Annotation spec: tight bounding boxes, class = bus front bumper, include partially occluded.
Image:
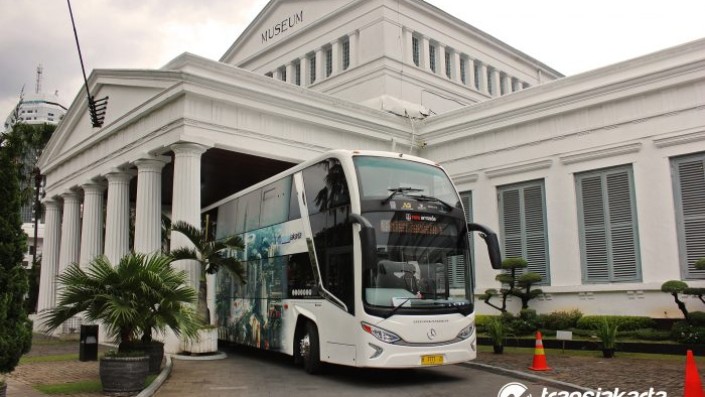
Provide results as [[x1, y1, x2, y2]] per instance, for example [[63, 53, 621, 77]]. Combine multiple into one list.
[[359, 335, 476, 368]]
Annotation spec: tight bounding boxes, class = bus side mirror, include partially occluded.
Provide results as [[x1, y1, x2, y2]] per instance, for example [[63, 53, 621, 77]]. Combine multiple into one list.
[[467, 223, 502, 270], [349, 214, 377, 270]]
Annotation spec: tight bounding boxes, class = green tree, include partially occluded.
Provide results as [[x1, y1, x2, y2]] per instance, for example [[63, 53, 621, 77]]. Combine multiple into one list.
[[0, 125, 33, 385], [170, 221, 246, 324], [42, 253, 200, 346], [482, 257, 543, 312], [661, 280, 690, 322]]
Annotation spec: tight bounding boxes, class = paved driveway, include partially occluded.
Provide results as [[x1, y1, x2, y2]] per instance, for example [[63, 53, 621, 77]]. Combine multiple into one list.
[[156, 346, 560, 397]]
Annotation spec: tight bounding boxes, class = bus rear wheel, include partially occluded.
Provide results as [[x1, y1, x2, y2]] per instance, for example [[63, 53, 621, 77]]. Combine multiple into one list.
[[299, 321, 322, 374]]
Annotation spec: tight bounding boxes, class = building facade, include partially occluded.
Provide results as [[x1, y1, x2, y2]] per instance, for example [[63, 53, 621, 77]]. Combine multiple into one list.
[[36, 0, 705, 327]]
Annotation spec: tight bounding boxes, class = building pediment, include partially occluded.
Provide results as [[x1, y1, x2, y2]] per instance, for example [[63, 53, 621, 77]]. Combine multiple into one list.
[[39, 70, 181, 173], [220, 0, 354, 65]]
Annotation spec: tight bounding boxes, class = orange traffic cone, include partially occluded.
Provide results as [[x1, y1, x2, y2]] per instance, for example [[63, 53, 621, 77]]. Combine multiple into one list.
[[528, 331, 551, 371], [684, 350, 705, 397]]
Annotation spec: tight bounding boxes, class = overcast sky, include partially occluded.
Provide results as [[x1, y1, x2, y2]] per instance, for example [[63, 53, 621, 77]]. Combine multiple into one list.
[[1, 0, 704, 117]]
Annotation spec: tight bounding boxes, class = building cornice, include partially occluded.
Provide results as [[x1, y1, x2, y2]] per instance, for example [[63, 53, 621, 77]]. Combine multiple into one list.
[[559, 143, 643, 165], [486, 159, 553, 179], [419, 39, 705, 146]]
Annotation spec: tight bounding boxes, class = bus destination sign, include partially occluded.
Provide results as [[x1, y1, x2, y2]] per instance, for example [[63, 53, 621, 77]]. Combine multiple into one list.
[[380, 214, 442, 235]]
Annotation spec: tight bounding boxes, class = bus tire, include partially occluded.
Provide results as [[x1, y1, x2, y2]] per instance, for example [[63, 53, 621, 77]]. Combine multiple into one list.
[[301, 321, 322, 374]]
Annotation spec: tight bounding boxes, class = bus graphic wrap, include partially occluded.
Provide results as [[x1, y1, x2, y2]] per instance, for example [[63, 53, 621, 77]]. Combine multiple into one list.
[[217, 218, 312, 351]]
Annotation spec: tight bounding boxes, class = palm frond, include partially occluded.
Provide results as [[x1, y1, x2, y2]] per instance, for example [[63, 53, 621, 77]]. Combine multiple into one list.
[[171, 221, 205, 249]]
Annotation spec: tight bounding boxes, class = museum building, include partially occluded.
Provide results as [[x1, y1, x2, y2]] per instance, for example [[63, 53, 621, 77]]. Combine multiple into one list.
[[36, 0, 705, 324]]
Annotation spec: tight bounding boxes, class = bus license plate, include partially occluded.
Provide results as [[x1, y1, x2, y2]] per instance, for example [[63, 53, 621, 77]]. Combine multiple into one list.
[[421, 355, 444, 365]]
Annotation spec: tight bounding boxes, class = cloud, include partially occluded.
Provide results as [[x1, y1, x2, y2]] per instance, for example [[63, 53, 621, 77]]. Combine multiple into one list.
[[0, 0, 267, 116]]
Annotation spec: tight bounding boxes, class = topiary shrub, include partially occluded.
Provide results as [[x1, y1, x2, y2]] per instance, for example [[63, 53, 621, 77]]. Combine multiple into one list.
[[671, 321, 705, 345], [508, 309, 541, 336], [688, 311, 705, 326], [577, 315, 655, 331], [661, 280, 690, 321]]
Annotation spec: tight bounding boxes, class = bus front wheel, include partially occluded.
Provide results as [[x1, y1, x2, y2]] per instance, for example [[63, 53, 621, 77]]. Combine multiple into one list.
[[299, 321, 322, 374]]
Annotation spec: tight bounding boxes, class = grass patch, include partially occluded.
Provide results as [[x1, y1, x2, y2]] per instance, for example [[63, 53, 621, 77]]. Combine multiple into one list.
[[20, 353, 78, 364], [34, 375, 158, 395], [35, 380, 102, 394]]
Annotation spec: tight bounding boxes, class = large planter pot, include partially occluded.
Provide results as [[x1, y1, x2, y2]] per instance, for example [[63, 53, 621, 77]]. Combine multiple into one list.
[[493, 345, 504, 354], [181, 327, 218, 354], [602, 348, 615, 358], [119, 341, 164, 374], [99, 355, 149, 396]]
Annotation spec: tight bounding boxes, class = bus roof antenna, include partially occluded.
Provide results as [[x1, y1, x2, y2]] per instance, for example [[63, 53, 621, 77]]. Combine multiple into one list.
[[66, 0, 108, 128]]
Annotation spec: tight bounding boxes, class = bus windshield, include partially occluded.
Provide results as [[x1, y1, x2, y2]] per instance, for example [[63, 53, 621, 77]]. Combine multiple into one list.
[[354, 156, 460, 209], [353, 156, 472, 317]]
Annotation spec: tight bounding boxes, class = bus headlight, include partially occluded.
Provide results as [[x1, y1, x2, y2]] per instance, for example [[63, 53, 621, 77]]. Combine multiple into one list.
[[456, 324, 474, 340], [361, 322, 401, 344]]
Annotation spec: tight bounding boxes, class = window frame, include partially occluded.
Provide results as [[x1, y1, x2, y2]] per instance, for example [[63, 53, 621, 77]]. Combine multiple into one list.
[[497, 179, 551, 285], [575, 165, 641, 283], [671, 153, 705, 279]]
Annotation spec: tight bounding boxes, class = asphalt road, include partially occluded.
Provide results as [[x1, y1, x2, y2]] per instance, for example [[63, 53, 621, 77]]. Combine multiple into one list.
[[156, 346, 562, 397]]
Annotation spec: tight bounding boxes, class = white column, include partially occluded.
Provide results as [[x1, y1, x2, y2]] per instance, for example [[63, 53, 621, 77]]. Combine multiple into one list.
[[170, 143, 208, 289], [492, 69, 502, 97], [478, 62, 488, 94], [301, 56, 310, 86], [401, 28, 412, 64], [314, 48, 323, 83], [37, 199, 61, 313], [79, 182, 105, 267], [349, 30, 359, 68], [59, 191, 81, 273], [105, 171, 132, 265], [467, 58, 476, 89], [285, 62, 294, 84], [331, 40, 341, 76], [439, 44, 447, 78], [134, 158, 167, 254], [421, 36, 430, 70], [501, 73, 511, 96], [453, 51, 461, 82]]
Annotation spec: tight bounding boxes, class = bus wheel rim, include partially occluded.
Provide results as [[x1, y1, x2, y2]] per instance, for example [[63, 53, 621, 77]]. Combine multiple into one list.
[[300, 334, 310, 359]]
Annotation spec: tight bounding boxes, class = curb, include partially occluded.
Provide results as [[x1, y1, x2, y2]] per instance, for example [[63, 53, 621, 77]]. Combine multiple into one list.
[[136, 354, 173, 397], [171, 351, 228, 361], [461, 362, 596, 393]]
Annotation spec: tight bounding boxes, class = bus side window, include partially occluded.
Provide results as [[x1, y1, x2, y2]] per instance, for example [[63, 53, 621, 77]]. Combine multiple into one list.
[[261, 177, 292, 228], [302, 158, 354, 314], [289, 177, 300, 220], [287, 252, 316, 296]]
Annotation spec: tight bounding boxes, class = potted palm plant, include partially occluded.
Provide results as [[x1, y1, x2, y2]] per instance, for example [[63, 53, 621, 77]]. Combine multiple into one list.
[[485, 317, 508, 354], [42, 252, 199, 395], [170, 221, 245, 354], [596, 319, 619, 358]]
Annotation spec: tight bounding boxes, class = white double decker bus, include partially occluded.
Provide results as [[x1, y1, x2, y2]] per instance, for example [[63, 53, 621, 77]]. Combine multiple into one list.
[[204, 150, 501, 373]]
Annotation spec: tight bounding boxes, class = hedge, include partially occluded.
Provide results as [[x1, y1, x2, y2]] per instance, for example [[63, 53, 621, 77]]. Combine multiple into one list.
[[576, 315, 655, 331]]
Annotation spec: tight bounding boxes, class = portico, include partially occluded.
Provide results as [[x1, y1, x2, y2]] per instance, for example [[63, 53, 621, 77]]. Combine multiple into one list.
[[36, 52, 414, 321]]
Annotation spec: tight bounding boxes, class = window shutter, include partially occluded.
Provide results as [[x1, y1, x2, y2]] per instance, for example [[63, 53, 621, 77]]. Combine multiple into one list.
[[674, 157, 705, 278], [498, 181, 550, 284], [579, 175, 609, 282], [524, 185, 549, 282], [501, 189, 524, 259], [577, 167, 640, 283]]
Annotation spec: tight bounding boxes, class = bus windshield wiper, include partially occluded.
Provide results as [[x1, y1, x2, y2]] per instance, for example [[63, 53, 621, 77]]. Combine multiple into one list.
[[407, 194, 454, 211], [382, 187, 424, 205], [384, 297, 417, 318]]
